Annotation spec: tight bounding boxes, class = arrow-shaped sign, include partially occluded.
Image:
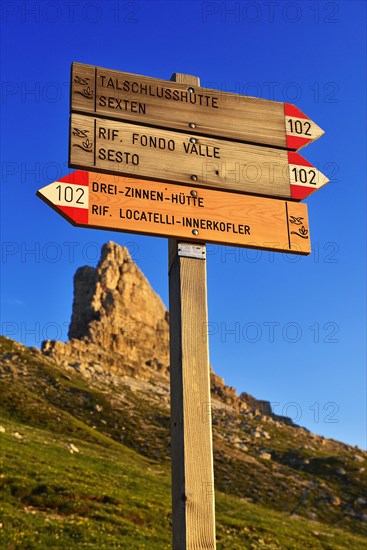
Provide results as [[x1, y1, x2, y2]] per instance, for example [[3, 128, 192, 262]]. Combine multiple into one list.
[[71, 62, 324, 151], [284, 104, 324, 151], [69, 114, 328, 201], [37, 171, 311, 255]]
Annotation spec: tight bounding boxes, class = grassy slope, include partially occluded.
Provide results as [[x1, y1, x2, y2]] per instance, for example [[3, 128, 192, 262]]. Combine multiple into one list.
[[0, 336, 366, 548], [1, 419, 366, 550]]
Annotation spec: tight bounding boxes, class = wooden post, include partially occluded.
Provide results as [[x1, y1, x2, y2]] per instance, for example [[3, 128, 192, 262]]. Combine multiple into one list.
[[168, 73, 216, 549]]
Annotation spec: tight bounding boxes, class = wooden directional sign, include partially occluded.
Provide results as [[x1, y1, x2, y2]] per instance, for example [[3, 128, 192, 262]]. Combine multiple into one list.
[[69, 114, 328, 201], [37, 171, 311, 254], [71, 62, 324, 150]]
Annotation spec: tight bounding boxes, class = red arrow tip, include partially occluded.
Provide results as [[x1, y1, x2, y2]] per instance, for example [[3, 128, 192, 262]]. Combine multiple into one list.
[[288, 151, 313, 168], [37, 174, 89, 225], [58, 204, 89, 224], [284, 103, 309, 119], [58, 171, 90, 185], [290, 185, 314, 200], [284, 104, 325, 150], [286, 135, 313, 150]]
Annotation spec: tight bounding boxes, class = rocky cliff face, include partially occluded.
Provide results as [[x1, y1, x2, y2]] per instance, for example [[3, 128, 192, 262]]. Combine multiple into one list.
[[42, 242, 170, 380], [68, 242, 170, 371], [42, 241, 279, 419]]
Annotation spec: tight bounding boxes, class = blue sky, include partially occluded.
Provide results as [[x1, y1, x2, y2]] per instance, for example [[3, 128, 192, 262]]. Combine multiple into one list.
[[1, 0, 366, 448]]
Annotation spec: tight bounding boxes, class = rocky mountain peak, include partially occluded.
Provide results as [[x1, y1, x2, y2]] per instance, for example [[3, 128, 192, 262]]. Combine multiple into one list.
[[41, 242, 283, 420], [68, 241, 169, 357], [42, 241, 169, 378]]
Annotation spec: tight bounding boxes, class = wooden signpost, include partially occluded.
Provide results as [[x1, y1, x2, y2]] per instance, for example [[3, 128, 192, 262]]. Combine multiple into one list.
[[37, 62, 329, 550], [37, 171, 310, 254], [71, 62, 324, 150], [168, 72, 215, 550], [69, 113, 328, 200]]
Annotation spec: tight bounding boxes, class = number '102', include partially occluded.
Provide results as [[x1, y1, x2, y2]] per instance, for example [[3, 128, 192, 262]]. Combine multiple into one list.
[[287, 119, 311, 136], [56, 185, 85, 205]]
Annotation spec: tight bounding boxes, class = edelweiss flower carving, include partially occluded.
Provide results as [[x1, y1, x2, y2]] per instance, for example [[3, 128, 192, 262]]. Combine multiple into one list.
[[72, 128, 93, 152], [289, 216, 309, 239], [73, 75, 94, 100]]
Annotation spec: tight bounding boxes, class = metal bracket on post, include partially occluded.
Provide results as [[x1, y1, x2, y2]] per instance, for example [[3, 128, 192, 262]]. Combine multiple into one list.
[[177, 242, 206, 260]]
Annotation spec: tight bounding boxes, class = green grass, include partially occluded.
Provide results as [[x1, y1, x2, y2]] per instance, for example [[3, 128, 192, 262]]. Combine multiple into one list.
[[1, 419, 171, 549], [1, 419, 366, 549], [1, 336, 366, 547]]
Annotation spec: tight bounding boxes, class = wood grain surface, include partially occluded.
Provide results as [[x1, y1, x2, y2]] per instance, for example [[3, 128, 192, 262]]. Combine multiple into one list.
[[169, 72, 216, 550], [37, 172, 311, 255], [70, 62, 324, 150], [69, 113, 293, 198], [71, 62, 286, 148]]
